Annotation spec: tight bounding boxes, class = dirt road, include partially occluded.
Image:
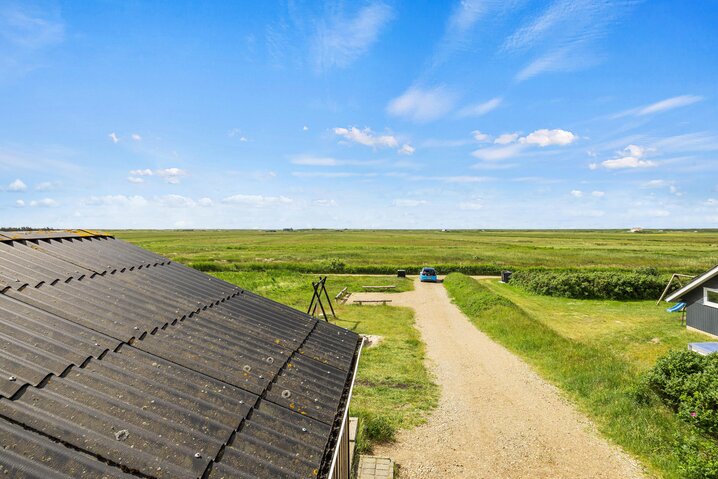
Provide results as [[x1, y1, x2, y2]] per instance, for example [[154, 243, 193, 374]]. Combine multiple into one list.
[[353, 278, 646, 479]]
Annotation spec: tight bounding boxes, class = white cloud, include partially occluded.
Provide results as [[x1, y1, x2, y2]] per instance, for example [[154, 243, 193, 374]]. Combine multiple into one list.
[[155, 168, 187, 184], [393, 199, 427, 207], [669, 185, 682, 196], [292, 171, 376, 178], [158, 194, 195, 208], [447, 0, 485, 33], [494, 133, 519, 145], [15, 199, 25, 207], [312, 2, 394, 71], [131, 133, 142, 141], [222, 194, 293, 206], [705, 199, 718, 206], [506, 1, 635, 81], [638, 95, 703, 115], [602, 157, 656, 169], [472, 130, 491, 142], [398, 144, 415, 155], [35, 181, 57, 191], [129, 169, 153, 176], [600, 145, 657, 169], [387, 86, 456, 122], [303, 126, 309, 131], [520, 129, 576, 147], [239, 136, 248, 142], [588, 163, 598, 170], [314, 199, 337, 207], [334, 127, 399, 149], [472, 143, 524, 161], [197, 197, 213, 207], [109, 132, 119, 143], [459, 200, 483, 210], [614, 95, 704, 118], [7, 178, 27, 191], [570, 190, 583, 198], [457, 97, 502, 118], [84, 195, 148, 207], [29, 198, 58, 207], [642, 179, 670, 188], [591, 191, 605, 197], [127, 176, 144, 184]]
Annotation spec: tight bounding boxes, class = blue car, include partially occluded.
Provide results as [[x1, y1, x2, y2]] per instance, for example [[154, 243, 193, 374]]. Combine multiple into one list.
[[420, 267, 438, 282]]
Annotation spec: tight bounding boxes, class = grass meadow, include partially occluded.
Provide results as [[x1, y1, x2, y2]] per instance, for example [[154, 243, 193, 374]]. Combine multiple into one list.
[[113, 229, 718, 274]]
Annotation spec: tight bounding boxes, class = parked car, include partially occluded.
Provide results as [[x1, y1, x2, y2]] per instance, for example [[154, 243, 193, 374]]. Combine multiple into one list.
[[420, 267, 438, 282]]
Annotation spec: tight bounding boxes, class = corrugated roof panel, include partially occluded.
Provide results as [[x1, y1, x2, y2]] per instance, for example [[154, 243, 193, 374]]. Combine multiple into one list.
[[0, 418, 137, 479], [0, 232, 362, 479]]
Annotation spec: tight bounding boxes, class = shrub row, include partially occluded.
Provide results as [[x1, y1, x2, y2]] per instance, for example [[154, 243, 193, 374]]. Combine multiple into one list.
[[646, 350, 718, 438], [189, 260, 504, 276], [510, 269, 666, 300]]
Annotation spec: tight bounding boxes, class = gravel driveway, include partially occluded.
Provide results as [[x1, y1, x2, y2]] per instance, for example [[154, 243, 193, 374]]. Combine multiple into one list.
[[352, 277, 646, 479]]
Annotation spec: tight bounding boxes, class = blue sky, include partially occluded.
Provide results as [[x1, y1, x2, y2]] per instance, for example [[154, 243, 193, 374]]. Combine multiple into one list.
[[1, 0, 717, 229]]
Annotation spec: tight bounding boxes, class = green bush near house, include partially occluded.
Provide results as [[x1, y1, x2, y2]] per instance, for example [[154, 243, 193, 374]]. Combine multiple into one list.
[[510, 269, 667, 300]]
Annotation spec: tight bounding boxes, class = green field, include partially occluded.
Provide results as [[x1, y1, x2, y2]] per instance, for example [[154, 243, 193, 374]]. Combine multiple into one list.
[[115, 230, 718, 476], [113, 229, 718, 274]]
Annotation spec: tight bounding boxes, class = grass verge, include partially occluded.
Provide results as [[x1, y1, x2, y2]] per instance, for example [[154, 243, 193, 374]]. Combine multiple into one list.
[[212, 270, 436, 453], [443, 272, 699, 478]]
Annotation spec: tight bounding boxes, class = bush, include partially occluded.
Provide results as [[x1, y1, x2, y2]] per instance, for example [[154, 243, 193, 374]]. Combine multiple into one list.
[[510, 269, 666, 300], [646, 350, 718, 437]]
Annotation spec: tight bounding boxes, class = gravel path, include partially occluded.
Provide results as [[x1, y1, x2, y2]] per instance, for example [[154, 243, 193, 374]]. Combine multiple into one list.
[[354, 277, 647, 479]]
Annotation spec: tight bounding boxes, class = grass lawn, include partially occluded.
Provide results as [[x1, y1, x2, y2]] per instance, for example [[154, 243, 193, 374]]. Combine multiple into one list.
[[445, 273, 712, 478], [112, 229, 718, 274], [211, 270, 436, 452]]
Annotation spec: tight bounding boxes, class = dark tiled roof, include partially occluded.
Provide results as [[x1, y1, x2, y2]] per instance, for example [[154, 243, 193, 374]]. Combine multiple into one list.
[[0, 231, 361, 479]]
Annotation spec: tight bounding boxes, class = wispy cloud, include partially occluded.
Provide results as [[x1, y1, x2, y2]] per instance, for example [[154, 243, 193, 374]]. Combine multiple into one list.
[[612, 95, 704, 118], [312, 2, 394, 72], [393, 199, 428, 207], [0, 5, 64, 49], [222, 194, 293, 206], [155, 168, 187, 184], [290, 155, 381, 167], [457, 97, 503, 118], [387, 86, 457, 122], [505, 0, 636, 81]]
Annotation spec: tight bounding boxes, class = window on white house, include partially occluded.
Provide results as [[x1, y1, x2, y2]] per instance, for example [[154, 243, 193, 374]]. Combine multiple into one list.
[[704, 288, 718, 308]]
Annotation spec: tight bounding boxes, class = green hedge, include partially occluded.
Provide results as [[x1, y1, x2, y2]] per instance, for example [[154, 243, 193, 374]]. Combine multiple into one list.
[[189, 261, 503, 276], [510, 269, 666, 300], [644, 350, 718, 478]]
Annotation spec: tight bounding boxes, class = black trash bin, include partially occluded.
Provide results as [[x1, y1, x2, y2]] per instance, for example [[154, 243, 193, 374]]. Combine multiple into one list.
[[397, 269, 406, 278], [501, 270, 512, 283]]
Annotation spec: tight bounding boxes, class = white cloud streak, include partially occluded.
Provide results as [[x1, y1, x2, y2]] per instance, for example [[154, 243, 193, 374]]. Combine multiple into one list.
[[457, 97, 502, 118], [387, 86, 457, 122], [312, 2, 394, 71]]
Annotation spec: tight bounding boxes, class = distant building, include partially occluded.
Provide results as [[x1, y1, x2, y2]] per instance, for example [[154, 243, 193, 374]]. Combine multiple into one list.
[[629, 227, 643, 233], [667, 265, 718, 337]]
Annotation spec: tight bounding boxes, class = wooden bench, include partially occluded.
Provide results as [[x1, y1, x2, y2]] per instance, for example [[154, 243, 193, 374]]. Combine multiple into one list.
[[335, 287, 348, 300], [353, 299, 392, 305]]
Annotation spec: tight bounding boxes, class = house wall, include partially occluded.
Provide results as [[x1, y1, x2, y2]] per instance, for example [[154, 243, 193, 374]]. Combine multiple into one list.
[[684, 276, 718, 337]]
